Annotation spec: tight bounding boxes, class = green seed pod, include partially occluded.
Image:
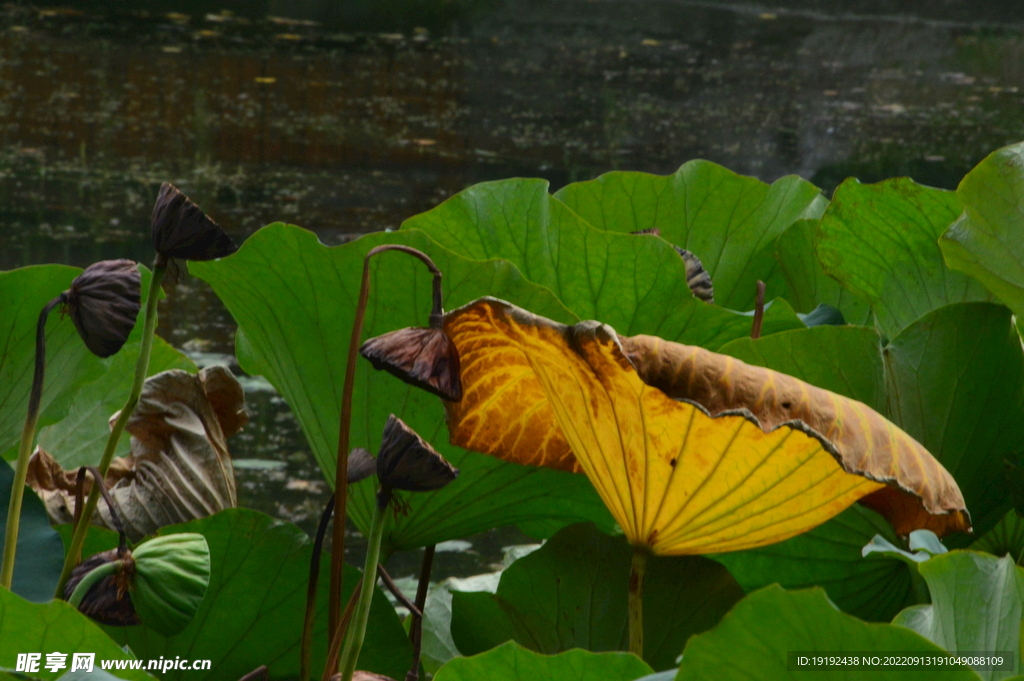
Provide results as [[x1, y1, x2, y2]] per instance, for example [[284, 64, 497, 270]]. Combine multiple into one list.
[[130, 533, 211, 636]]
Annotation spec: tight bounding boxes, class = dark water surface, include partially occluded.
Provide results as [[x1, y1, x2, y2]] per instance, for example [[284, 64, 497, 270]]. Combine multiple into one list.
[[2, 0, 1023, 578]]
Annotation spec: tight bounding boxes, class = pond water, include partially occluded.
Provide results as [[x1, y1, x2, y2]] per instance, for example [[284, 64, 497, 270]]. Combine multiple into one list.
[[2, 0, 1022, 580]]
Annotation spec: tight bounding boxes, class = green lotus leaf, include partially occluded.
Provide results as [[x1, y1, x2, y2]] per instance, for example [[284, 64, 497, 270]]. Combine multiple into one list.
[[884, 303, 1023, 541], [36, 336, 195, 468], [0, 460, 64, 602], [714, 304, 1024, 617], [0, 587, 152, 680], [893, 551, 1024, 681], [191, 223, 614, 551], [940, 142, 1024, 321], [433, 641, 653, 681], [774, 218, 872, 323], [676, 585, 981, 681], [450, 523, 742, 671], [130, 533, 211, 637], [401, 177, 805, 349], [817, 177, 992, 338], [971, 510, 1024, 563], [552, 160, 826, 309], [101, 509, 412, 681], [0, 265, 106, 459], [711, 504, 918, 623]]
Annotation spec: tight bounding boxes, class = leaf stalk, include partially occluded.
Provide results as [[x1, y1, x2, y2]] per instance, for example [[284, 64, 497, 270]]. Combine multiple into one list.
[[328, 243, 443, 640], [1, 295, 62, 589], [628, 545, 648, 659], [337, 492, 388, 681], [55, 262, 166, 597]]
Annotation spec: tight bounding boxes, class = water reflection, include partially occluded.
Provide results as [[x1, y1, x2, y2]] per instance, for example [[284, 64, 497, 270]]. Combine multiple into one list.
[[2, 1, 1022, 579]]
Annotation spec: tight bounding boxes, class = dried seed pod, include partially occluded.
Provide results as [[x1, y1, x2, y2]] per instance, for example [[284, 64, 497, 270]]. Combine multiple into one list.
[[348, 448, 377, 484], [151, 182, 238, 261], [64, 549, 140, 626], [376, 415, 458, 494], [360, 327, 462, 401], [63, 260, 142, 357]]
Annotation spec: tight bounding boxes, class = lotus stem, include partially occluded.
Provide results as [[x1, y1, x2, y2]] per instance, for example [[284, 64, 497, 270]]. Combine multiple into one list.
[[405, 543, 436, 681], [321, 581, 362, 681], [1, 295, 62, 589], [329, 244, 442, 640], [337, 492, 388, 681], [55, 262, 166, 597], [628, 546, 648, 659], [751, 280, 766, 339], [301, 493, 335, 681], [67, 558, 121, 608]]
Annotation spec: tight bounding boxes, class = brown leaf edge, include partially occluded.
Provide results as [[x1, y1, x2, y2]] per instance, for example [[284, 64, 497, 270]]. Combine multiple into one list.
[[618, 333, 971, 537], [443, 297, 970, 539]]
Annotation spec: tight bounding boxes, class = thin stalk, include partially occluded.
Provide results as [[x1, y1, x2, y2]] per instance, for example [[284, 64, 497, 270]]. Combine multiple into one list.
[[55, 262, 167, 597], [628, 546, 648, 659], [405, 543, 436, 681], [237, 666, 269, 681], [67, 559, 121, 608], [337, 494, 387, 681], [750, 280, 766, 340], [301, 494, 335, 681], [1, 296, 62, 589], [329, 244, 443, 639], [377, 564, 422, 618], [74, 466, 127, 555], [321, 579, 362, 681]]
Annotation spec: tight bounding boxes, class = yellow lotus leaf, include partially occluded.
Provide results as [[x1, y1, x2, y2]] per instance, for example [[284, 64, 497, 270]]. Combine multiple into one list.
[[617, 334, 970, 537], [444, 298, 898, 555]]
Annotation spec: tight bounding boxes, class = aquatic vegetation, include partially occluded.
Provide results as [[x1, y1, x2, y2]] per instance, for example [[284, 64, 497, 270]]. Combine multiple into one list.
[[3, 141, 1024, 680]]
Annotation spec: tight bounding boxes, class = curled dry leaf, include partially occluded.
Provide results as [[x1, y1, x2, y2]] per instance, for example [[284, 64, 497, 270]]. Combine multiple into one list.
[[360, 326, 463, 401], [27, 365, 247, 541], [62, 259, 142, 358], [442, 298, 968, 552]]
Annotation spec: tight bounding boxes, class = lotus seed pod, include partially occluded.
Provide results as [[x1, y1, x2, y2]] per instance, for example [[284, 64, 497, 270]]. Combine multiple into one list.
[[130, 533, 211, 636], [64, 548, 140, 626], [63, 260, 142, 358], [376, 415, 459, 495], [348, 447, 377, 484], [151, 182, 238, 261]]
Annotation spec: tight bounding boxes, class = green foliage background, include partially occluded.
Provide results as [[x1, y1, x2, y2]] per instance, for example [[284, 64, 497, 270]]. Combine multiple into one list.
[[3, 141, 1024, 680]]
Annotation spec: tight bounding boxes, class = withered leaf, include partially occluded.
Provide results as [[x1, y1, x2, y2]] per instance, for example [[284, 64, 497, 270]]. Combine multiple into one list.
[[360, 327, 462, 401], [618, 333, 971, 537], [442, 297, 969, 551], [28, 366, 247, 541]]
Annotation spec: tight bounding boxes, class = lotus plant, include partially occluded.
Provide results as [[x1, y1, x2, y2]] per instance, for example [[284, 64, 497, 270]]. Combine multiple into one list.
[[56, 183, 236, 596], [63, 467, 211, 636], [436, 297, 969, 657], [335, 414, 458, 681], [322, 241, 461, 667], [2, 259, 140, 589]]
